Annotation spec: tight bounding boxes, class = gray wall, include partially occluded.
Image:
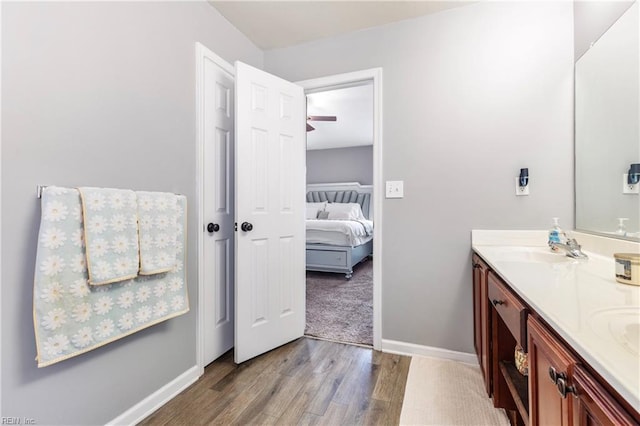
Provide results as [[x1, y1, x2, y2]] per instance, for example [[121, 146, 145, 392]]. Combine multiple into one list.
[[1, 2, 261, 424], [574, 1, 635, 61], [307, 146, 373, 185], [266, 1, 574, 353]]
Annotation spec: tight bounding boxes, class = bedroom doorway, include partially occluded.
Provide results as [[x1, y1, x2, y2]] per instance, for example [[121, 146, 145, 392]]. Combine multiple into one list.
[[297, 71, 382, 349]]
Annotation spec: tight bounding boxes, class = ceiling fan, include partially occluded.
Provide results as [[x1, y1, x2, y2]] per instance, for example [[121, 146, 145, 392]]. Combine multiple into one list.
[[306, 115, 337, 132]]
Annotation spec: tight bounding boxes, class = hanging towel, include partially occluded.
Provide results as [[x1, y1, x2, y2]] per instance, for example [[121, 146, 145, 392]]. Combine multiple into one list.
[[33, 187, 189, 368], [136, 191, 178, 275], [78, 187, 139, 285]]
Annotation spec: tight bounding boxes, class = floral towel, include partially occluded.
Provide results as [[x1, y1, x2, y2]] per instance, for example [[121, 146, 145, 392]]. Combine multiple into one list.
[[34, 187, 189, 368], [78, 187, 139, 285], [136, 191, 178, 275]]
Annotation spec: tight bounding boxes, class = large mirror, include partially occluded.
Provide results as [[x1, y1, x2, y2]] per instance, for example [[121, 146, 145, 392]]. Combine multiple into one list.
[[575, 1, 639, 241]]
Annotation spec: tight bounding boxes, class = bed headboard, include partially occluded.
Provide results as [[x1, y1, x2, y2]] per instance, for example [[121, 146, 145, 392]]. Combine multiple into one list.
[[306, 182, 373, 219]]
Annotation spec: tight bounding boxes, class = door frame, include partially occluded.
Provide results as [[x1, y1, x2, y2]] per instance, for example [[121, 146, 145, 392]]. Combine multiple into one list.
[[196, 59, 384, 372], [195, 42, 235, 374], [296, 68, 383, 350]]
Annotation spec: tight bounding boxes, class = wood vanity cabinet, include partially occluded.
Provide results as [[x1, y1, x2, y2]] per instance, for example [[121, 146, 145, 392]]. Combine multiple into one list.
[[528, 315, 575, 426], [528, 315, 637, 426], [472, 251, 640, 426], [571, 364, 637, 426], [488, 271, 528, 424], [472, 254, 491, 396]]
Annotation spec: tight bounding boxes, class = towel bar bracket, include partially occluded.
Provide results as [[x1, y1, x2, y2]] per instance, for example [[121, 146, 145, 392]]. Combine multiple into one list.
[[37, 185, 47, 199]]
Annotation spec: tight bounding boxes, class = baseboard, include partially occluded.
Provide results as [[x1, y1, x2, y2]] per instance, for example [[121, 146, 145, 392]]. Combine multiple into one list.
[[381, 339, 478, 365], [106, 365, 200, 426]]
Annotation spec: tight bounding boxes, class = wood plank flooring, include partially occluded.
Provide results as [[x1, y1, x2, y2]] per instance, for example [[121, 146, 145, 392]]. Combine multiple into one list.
[[139, 337, 411, 426]]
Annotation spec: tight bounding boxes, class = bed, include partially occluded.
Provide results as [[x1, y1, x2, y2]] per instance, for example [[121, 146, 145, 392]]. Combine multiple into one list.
[[306, 182, 373, 279]]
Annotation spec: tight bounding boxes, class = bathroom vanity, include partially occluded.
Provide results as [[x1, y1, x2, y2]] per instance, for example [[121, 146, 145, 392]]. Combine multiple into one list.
[[472, 231, 640, 426]]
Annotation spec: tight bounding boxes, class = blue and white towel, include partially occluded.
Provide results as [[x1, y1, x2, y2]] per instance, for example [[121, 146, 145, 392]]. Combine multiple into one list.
[[136, 191, 178, 275], [78, 187, 139, 285], [33, 187, 189, 367]]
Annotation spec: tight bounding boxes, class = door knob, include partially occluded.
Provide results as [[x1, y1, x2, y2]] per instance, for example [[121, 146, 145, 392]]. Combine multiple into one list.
[[241, 222, 253, 232], [207, 223, 220, 233]]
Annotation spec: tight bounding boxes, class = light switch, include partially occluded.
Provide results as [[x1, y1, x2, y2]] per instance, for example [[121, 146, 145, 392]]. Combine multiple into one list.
[[386, 181, 404, 198]]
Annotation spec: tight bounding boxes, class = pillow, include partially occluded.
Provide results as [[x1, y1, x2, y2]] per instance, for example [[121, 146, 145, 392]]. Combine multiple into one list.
[[306, 206, 319, 219], [326, 211, 352, 220], [306, 201, 327, 211], [317, 211, 330, 220], [324, 202, 365, 220], [306, 202, 326, 219]]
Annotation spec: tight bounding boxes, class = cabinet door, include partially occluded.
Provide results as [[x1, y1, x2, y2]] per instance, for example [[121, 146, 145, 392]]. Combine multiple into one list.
[[572, 365, 636, 426], [472, 255, 483, 360], [528, 316, 576, 426], [473, 254, 491, 397]]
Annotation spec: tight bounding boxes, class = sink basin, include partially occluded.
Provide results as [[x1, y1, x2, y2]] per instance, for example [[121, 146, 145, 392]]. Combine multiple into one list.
[[589, 308, 640, 356], [495, 248, 572, 264]]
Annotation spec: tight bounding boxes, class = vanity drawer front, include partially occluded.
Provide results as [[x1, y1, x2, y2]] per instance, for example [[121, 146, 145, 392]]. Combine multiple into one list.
[[488, 271, 528, 350], [306, 249, 347, 267]]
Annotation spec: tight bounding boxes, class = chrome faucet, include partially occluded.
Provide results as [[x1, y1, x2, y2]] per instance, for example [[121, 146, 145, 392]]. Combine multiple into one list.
[[549, 238, 588, 259]]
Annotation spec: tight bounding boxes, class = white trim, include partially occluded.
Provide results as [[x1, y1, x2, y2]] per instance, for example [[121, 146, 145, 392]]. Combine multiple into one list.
[[297, 68, 383, 351], [381, 339, 479, 366], [106, 365, 200, 426], [195, 43, 235, 373]]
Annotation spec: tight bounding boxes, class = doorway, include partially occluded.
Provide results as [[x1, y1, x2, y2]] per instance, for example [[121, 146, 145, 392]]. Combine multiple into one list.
[[196, 46, 383, 370], [303, 82, 375, 346], [297, 70, 383, 351]]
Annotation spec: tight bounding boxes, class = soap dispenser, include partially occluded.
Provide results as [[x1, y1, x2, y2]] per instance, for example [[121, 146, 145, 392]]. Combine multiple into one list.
[[548, 218, 567, 251], [616, 218, 629, 236]]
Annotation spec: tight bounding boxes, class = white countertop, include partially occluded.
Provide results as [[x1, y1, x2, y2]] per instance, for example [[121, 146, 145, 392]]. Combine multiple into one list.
[[472, 230, 640, 413]]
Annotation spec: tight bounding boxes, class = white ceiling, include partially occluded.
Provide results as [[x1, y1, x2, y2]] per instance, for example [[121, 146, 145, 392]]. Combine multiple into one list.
[[209, 1, 473, 50], [306, 83, 373, 151]]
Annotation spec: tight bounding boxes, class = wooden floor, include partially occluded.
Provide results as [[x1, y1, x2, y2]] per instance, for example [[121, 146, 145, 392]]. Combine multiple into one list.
[[140, 337, 411, 426]]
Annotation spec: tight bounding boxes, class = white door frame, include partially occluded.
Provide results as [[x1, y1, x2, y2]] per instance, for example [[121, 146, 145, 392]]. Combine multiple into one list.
[[196, 61, 384, 371], [195, 42, 235, 374], [296, 68, 383, 350]]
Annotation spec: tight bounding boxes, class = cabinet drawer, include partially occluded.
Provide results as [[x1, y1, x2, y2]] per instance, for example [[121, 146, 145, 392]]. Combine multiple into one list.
[[306, 249, 347, 267], [488, 271, 528, 350]]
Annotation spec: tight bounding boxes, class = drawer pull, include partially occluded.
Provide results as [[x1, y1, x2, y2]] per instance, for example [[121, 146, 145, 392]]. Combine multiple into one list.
[[492, 299, 505, 306], [548, 366, 567, 383], [556, 377, 576, 398]]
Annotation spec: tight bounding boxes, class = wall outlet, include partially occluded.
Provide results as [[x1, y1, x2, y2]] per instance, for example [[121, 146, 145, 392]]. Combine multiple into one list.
[[515, 178, 529, 196], [623, 174, 639, 194], [385, 181, 404, 198]]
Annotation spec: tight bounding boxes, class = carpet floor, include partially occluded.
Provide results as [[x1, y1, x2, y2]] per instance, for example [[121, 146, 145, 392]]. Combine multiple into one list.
[[305, 258, 373, 346], [400, 356, 510, 425]]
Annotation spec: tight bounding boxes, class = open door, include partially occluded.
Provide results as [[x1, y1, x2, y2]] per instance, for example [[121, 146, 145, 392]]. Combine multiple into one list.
[[200, 45, 235, 366], [234, 61, 306, 364]]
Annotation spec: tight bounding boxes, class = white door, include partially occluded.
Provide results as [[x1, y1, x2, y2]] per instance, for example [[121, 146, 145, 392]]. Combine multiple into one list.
[[202, 49, 235, 365], [234, 61, 306, 364]]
